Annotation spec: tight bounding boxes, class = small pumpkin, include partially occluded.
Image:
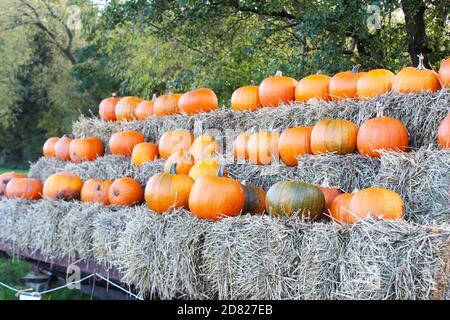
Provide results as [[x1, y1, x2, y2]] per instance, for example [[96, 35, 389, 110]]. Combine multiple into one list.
[[189, 135, 221, 162], [357, 117, 409, 157], [295, 73, 331, 102], [266, 180, 325, 219], [329, 65, 366, 101], [233, 132, 252, 160], [108, 177, 143, 206], [259, 71, 297, 107], [131, 142, 159, 166], [158, 130, 194, 160], [247, 132, 280, 165], [0, 172, 27, 196], [437, 113, 450, 150], [178, 88, 218, 115], [164, 150, 194, 175], [311, 119, 359, 155], [188, 158, 227, 181], [99, 93, 120, 121], [154, 93, 183, 116], [43, 172, 83, 200], [438, 57, 450, 88], [6, 178, 43, 200], [320, 186, 342, 214], [109, 130, 145, 157], [278, 127, 312, 166], [55, 136, 72, 161], [69, 137, 104, 163], [356, 69, 395, 98], [231, 85, 261, 111], [115, 96, 144, 121], [43, 137, 59, 157], [329, 193, 353, 224], [80, 178, 112, 205], [135, 97, 155, 120], [242, 182, 266, 215]]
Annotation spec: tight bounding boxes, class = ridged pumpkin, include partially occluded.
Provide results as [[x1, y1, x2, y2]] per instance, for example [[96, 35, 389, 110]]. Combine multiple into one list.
[[108, 177, 143, 206], [164, 150, 194, 175], [80, 178, 112, 205], [259, 71, 297, 107], [189, 165, 244, 220], [242, 182, 266, 215], [438, 57, 450, 88], [357, 117, 409, 157], [135, 99, 155, 120], [55, 136, 72, 161], [109, 130, 145, 156], [356, 69, 395, 98], [347, 187, 404, 223], [320, 187, 342, 213], [178, 88, 218, 115], [279, 127, 312, 166], [437, 113, 450, 149], [188, 158, 226, 181], [69, 137, 104, 163], [154, 93, 183, 116], [43, 172, 83, 200], [6, 178, 43, 200], [266, 180, 325, 219], [43, 137, 59, 157], [0, 172, 27, 196], [295, 73, 331, 102], [131, 142, 159, 166], [233, 132, 252, 160], [158, 130, 194, 160], [247, 132, 280, 165], [231, 85, 261, 111], [189, 135, 221, 162], [311, 119, 359, 155], [145, 163, 194, 213], [99, 94, 120, 121], [115, 97, 144, 121], [329, 193, 353, 224], [329, 65, 366, 101]]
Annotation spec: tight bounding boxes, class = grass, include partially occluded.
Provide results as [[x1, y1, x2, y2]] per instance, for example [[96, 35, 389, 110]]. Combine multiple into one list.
[[0, 168, 28, 175]]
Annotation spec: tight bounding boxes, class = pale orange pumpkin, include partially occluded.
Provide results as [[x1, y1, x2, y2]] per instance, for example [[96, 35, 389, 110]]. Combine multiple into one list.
[[278, 127, 313, 166], [43, 172, 83, 200], [154, 93, 183, 116], [109, 130, 145, 156], [356, 69, 395, 98], [329, 193, 353, 224], [0, 172, 26, 196], [6, 178, 43, 200], [43, 137, 59, 157], [188, 158, 226, 181], [295, 73, 331, 102], [115, 96, 144, 121], [189, 135, 221, 162], [131, 142, 159, 166], [99, 94, 121, 121], [158, 130, 194, 160], [233, 132, 252, 160], [247, 132, 280, 165], [69, 137, 104, 163], [438, 57, 450, 88], [55, 136, 72, 161], [164, 150, 194, 175], [135, 98, 155, 120], [259, 71, 297, 107], [80, 178, 112, 205], [231, 85, 261, 111], [311, 119, 359, 155], [329, 65, 366, 101], [320, 187, 342, 214], [108, 177, 143, 206], [437, 113, 450, 150], [178, 88, 218, 115]]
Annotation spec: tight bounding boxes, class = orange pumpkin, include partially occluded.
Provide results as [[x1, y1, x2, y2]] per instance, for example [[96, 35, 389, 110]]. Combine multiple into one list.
[[178, 88, 218, 115], [242, 182, 266, 215], [154, 93, 183, 116], [320, 187, 342, 214], [99, 94, 121, 121], [231, 85, 261, 111], [278, 127, 313, 166], [135, 99, 155, 120], [108, 177, 143, 206], [189, 135, 221, 162], [188, 158, 226, 181], [357, 117, 409, 157], [259, 71, 297, 107], [329, 193, 353, 224], [247, 132, 280, 165], [0, 172, 27, 196], [438, 57, 450, 88], [43, 172, 83, 200], [437, 113, 450, 150], [311, 119, 359, 155], [295, 73, 331, 102], [164, 150, 194, 175], [131, 142, 159, 166], [69, 137, 104, 163], [158, 130, 194, 160], [6, 178, 43, 200], [329, 65, 366, 101], [356, 69, 395, 98], [43, 137, 59, 157], [233, 132, 252, 160], [115, 96, 144, 121], [55, 136, 72, 161], [80, 178, 112, 205], [109, 130, 145, 156], [189, 165, 244, 220], [145, 163, 194, 213]]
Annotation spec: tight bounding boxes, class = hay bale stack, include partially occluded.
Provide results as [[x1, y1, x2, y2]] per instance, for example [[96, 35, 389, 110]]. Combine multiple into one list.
[[0, 199, 34, 250], [28, 157, 67, 181]]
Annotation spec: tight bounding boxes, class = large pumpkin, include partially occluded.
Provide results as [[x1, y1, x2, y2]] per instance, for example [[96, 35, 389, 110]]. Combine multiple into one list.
[[115, 96, 144, 121], [357, 117, 409, 157], [278, 127, 312, 166], [154, 93, 183, 116], [356, 69, 395, 98], [311, 119, 359, 155], [437, 113, 450, 149], [438, 57, 450, 88], [295, 73, 331, 102], [158, 130, 194, 160], [0, 172, 27, 196], [329, 65, 366, 101], [164, 150, 194, 175], [231, 85, 261, 111], [320, 186, 342, 214], [329, 193, 353, 224], [259, 71, 297, 107], [99, 94, 120, 121], [131, 142, 159, 166], [55, 136, 72, 161], [145, 163, 194, 213], [247, 132, 280, 165], [189, 135, 221, 162], [43, 172, 83, 200], [178, 88, 218, 115], [109, 130, 145, 156], [135, 98, 155, 120], [108, 177, 143, 206], [242, 182, 266, 215], [188, 158, 226, 181], [266, 180, 325, 219], [80, 178, 112, 205], [43, 137, 59, 157], [189, 165, 244, 220], [6, 178, 42, 200], [69, 137, 104, 163], [233, 132, 252, 160]]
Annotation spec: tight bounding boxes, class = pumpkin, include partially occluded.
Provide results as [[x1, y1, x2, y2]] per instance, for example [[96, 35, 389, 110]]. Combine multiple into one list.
[[158, 130, 194, 160], [6, 178, 43, 200], [154, 93, 183, 116], [43, 137, 59, 157], [437, 113, 450, 149], [55, 136, 72, 161], [189, 165, 244, 220], [145, 162, 194, 213], [109, 130, 145, 156], [188, 158, 226, 181], [259, 71, 297, 107], [115, 96, 144, 121], [266, 180, 325, 219], [0, 172, 27, 196], [329, 65, 366, 101], [320, 187, 342, 214], [80, 178, 112, 205], [347, 187, 404, 223], [108, 177, 143, 206], [135, 98, 155, 120], [164, 150, 194, 175], [329, 193, 353, 224], [131, 142, 159, 166], [278, 127, 312, 166], [99, 93, 120, 121], [311, 119, 359, 155], [357, 116, 409, 157], [233, 132, 252, 160], [295, 73, 331, 102], [43, 172, 83, 200], [69, 137, 104, 163], [356, 69, 395, 98], [178, 88, 218, 115], [393, 54, 441, 93], [231, 85, 261, 111], [189, 135, 221, 162], [247, 132, 280, 165], [242, 182, 266, 215], [438, 57, 450, 88]]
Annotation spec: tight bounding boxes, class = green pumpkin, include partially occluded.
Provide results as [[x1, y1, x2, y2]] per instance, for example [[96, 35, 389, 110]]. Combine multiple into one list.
[[242, 183, 266, 215], [266, 180, 325, 219]]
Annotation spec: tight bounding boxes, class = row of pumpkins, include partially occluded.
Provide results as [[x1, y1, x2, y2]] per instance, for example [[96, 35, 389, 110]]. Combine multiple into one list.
[[98, 55, 450, 120], [0, 165, 403, 224]]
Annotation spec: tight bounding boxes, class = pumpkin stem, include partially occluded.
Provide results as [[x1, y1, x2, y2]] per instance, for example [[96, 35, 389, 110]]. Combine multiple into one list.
[[169, 162, 178, 174], [275, 70, 283, 77], [217, 164, 225, 177], [351, 64, 361, 73], [152, 93, 157, 101], [416, 53, 426, 70], [250, 80, 256, 86], [316, 70, 322, 74], [112, 92, 117, 98]]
